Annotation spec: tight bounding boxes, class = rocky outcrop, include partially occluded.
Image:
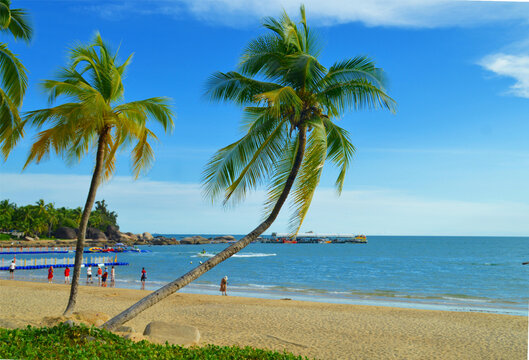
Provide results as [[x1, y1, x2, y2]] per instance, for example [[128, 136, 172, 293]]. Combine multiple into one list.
[[142, 232, 153, 241], [143, 321, 200, 346], [53, 226, 77, 239], [86, 227, 107, 241], [180, 236, 210, 245], [105, 225, 121, 240], [210, 235, 236, 243]]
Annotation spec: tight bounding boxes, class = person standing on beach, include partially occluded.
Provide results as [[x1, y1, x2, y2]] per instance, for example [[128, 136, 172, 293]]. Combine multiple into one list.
[[86, 266, 92, 284], [141, 267, 146, 290], [64, 267, 70, 284], [101, 268, 108, 287], [110, 266, 115, 287], [97, 266, 102, 285], [47, 266, 54, 283], [8, 261, 15, 280], [220, 276, 228, 296]]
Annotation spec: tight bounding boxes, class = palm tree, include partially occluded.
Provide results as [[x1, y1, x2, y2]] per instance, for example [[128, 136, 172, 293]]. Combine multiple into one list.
[[103, 6, 395, 330], [0, 0, 32, 159], [23, 33, 175, 315]]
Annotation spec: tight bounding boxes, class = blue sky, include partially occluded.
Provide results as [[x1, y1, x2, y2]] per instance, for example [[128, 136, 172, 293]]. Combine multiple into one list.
[[1, 0, 529, 235]]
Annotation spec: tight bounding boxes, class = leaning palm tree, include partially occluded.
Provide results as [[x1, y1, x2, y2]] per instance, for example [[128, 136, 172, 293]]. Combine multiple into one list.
[[103, 5, 395, 330], [23, 33, 174, 315], [0, 0, 32, 159]]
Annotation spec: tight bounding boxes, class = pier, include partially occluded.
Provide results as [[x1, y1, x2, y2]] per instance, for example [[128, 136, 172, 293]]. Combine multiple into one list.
[[0, 246, 73, 255], [0, 255, 128, 271]]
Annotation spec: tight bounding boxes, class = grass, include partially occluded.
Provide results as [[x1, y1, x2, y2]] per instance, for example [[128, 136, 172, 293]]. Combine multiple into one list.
[[0, 234, 12, 241], [0, 323, 312, 359]]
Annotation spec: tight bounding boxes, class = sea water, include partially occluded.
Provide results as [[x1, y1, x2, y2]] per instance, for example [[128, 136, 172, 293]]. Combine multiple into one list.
[[3, 236, 528, 315]]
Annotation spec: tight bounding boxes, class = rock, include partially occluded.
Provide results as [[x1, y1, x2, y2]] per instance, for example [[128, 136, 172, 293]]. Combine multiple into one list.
[[180, 236, 209, 245], [23, 236, 34, 241], [105, 225, 121, 240], [125, 232, 139, 241], [124, 332, 146, 342], [54, 227, 77, 239], [116, 325, 135, 333], [212, 235, 236, 242], [143, 321, 200, 346], [86, 227, 107, 241], [142, 232, 153, 241]]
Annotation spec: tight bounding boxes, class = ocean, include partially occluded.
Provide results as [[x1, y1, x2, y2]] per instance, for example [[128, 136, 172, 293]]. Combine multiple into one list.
[[2, 235, 528, 316]]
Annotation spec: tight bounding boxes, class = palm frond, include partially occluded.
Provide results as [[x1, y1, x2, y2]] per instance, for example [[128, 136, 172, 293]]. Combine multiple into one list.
[[289, 118, 327, 234], [322, 117, 355, 194], [319, 79, 396, 114], [202, 111, 285, 203], [0, 86, 23, 160], [114, 97, 174, 132], [263, 135, 298, 219], [223, 115, 287, 204], [0, 42, 27, 106], [5, 8, 32, 42], [206, 71, 281, 105], [254, 86, 302, 118]]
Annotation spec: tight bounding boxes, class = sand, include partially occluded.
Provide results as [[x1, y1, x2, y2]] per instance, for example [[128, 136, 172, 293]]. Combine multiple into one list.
[[0, 280, 526, 359]]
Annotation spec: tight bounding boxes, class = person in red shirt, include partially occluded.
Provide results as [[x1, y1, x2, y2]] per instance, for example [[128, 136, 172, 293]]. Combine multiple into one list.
[[64, 267, 70, 284], [101, 268, 108, 287], [47, 266, 54, 283], [141, 267, 146, 290], [97, 266, 102, 285]]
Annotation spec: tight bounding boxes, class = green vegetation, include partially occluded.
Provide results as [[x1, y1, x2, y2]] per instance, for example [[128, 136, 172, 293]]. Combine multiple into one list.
[[0, 324, 310, 360], [0, 199, 118, 237], [0, 0, 33, 160]]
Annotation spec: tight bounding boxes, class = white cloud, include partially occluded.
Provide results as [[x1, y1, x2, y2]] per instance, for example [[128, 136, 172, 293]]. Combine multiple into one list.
[[479, 53, 529, 98], [1, 173, 527, 236], [76, 0, 529, 28]]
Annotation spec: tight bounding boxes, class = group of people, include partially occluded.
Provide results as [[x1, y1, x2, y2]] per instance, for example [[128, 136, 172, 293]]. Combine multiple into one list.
[[85, 265, 115, 287], [7, 258, 228, 295], [43, 265, 115, 287]]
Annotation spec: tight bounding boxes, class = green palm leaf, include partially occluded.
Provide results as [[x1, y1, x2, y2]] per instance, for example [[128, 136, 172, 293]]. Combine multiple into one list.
[[289, 119, 327, 234]]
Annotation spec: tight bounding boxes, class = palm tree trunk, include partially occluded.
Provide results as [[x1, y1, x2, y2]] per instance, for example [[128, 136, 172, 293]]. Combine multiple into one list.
[[64, 127, 109, 316], [102, 126, 308, 331]]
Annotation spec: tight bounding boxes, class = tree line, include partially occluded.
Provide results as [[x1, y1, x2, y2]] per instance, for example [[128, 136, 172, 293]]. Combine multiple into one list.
[[0, 199, 118, 237]]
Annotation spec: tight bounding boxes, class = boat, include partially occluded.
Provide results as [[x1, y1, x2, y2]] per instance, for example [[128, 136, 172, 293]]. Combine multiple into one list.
[[269, 232, 367, 244]]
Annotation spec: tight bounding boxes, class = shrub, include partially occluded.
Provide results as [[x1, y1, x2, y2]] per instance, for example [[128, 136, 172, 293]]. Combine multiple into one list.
[[0, 323, 312, 359]]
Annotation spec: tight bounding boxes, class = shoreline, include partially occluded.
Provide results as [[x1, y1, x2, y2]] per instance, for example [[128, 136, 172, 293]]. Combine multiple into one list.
[[0, 279, 526, 360], [2, 274, 526, 317]]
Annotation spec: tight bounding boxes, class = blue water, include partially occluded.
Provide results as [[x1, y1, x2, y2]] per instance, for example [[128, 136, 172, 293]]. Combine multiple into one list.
[[3, 236, 528, 316]]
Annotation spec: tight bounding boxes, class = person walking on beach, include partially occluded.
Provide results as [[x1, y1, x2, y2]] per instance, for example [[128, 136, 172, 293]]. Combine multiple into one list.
[[86, 266, 92, 284], [101, 268, 108, 287], [97, 266, 102, 285], [8, 260, 15, 280], [110, 266, 115, 287], [64, 267, 70, 284], [47, 266, 54, 283], [220, 276, 228, 296], [140, 267, 146, 290]]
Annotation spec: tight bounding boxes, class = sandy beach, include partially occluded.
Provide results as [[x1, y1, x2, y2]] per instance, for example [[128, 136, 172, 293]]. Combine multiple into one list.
[[0, 280, 526, 359]]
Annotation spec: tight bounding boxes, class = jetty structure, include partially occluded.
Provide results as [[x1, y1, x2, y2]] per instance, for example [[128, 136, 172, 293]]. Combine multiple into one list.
[[267, 232, 367, 244], [0, 255, 128, 271]]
